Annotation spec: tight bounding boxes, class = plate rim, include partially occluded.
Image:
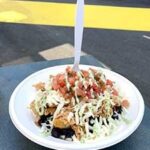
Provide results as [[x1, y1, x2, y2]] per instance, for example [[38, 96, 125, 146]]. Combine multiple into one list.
[[9, 64, 145, 150]]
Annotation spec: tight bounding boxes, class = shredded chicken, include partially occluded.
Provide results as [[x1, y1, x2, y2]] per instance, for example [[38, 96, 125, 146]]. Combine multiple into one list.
[[53, 107, 75, 128], [44, 107, 56, 116], [72, 125, 85, 140], [95, 101, 113, 118], [33, 82, 45, 91], [30, 100, 39, 117]]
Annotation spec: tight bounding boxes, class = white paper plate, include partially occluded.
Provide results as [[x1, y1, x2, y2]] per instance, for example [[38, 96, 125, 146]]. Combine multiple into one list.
[[9, 65, 144, 150]]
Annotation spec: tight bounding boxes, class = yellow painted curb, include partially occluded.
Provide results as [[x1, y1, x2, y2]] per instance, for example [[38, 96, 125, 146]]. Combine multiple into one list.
[[0, 1, 150, 31]]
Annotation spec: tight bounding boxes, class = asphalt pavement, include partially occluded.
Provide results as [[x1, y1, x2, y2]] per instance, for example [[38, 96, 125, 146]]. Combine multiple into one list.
[[0, 0, 150, 107]]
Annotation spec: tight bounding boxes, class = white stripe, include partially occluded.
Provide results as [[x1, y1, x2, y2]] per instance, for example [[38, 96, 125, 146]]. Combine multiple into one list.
[[143, 35, 150, 40]]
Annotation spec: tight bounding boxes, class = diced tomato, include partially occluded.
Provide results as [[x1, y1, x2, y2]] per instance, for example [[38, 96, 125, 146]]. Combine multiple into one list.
[[76, 88, 85, 97], [86, 90, 92, 99], [59, 86, 67, 95], [92, 83, 100, 93], [68, 77, 75, 86], [55, 74, 61, 79], [52, 74, 66, 90], [112, 88, 118, 96], [106, 79, 113, 87], [58, 74, 65, 87], [52, 78, 60, 90], [58, 74, 65, 80], [122, 99, 130, 108], [64, 93, 73, 99], [81, 70, 89, 78], [59, 81, 65, 87], [66, 66, 77, 77], [66, 66, 72, 73], [75, 75, 79, 80], [78, 82, 83, 89]]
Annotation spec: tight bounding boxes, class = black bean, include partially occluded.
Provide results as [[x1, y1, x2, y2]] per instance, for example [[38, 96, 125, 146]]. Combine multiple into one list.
[[102, 119, 109, 125], [47, 126, 51, 129], [38, 114, 52, 126], [61, 128, 75, 138], [46, 103, 49, 108], [112, 105, 122, 120], [112, 113, 119, 120], [51, 127, 75, 139], [51, 128, 61, 138], [113, 106, 122, 114], [89, 129, 93, 133], [106, 119, 109, 124], [117, 106, 122, 114], [40, 115, 47, 123], [39, 107, 42, 112], [89, 116, 95, 126], [97, 117, 100, 122], [102, 121, 104, 125], [46, 121, 49, 124], [37, 119, 42, 126], [112, 115, 119, 120]]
